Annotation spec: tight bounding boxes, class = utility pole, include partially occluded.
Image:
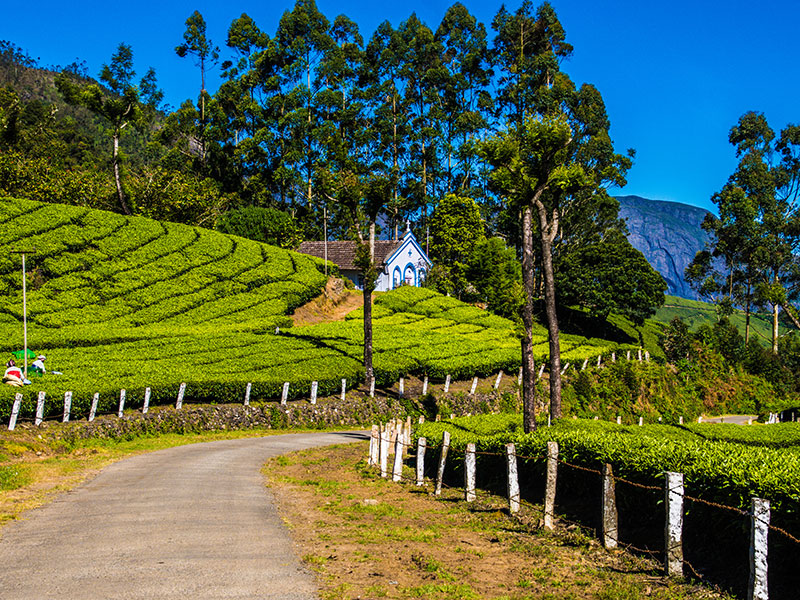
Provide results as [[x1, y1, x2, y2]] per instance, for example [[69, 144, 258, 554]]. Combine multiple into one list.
[[12, 249, 36, 378]]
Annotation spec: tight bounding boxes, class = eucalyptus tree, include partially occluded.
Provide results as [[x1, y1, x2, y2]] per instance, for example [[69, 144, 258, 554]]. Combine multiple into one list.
[[361, 21, 411, 238], [434, 3, 492, 193], [276, 0, 334, 216], [55, 43, 162, 216], [481, 2, 631, 429], [176, 10, 220, 162], [699, 111, 800, 353], [398, 14, 445, 229]]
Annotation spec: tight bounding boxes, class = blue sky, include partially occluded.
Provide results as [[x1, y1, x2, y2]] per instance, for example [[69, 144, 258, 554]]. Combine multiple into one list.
[[3, 0, 798, 214]]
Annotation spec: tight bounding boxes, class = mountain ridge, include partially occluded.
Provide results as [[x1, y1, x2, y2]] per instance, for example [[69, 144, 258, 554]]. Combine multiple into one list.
[[616, 195, 712, 300]]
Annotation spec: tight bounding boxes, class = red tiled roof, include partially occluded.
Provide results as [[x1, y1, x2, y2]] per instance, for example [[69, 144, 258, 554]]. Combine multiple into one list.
[[296, 240, 402, 271]]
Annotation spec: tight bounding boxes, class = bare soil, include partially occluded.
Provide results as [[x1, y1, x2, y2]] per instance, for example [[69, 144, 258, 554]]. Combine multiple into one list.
[[264, 443, 731, 600], [292, 278, 363, 327]]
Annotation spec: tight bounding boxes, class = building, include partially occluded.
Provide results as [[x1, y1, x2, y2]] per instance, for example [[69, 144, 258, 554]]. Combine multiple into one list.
[[297, 230, 432, 292]]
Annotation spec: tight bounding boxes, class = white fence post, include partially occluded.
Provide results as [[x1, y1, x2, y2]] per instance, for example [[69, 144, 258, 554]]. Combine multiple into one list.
[[63, 391, 72, 423], [369, 377, 376, 398], [8, 393, 22, 431], [506, 443, 520, 514], [398, 377, 405, 398], [392, 435, 404, 482], [422, 375, 428, 396], [89, 393, 99, 422], [465, 443, 476, 502], [379, 429, 390, 478], [175, 382, 186, 410], [310, 381, 318, 405], [581, 359, 588, 371], [34, 391, 45, 426], [244, 382, 252, 406], [281, 382, 289, 405], [118, 389, 126, 418], [749, 498, 770, 600], [494, 370, 503, 390], [602, 464, 618, 549], [444, 374, 451, 394], [544, 441, 559, 530], [416, 437, 427, 486], [537, 364, 545, 380], [142, 387, 151, 414], [470, 377, 478, 395], [368, 424, 379, 466], [341, 378, 347, 401], [434, 431, 451, 496], [665, 471, 684, 578]]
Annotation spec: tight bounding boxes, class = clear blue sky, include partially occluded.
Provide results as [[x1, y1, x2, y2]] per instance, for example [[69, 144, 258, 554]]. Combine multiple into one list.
[[3, 0, 798, 214]]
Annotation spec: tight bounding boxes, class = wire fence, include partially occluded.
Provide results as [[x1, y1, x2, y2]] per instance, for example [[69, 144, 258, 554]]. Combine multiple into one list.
[[366, 420, 799, 600]]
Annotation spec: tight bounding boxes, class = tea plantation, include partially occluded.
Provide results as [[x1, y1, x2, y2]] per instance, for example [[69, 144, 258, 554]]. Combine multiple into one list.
[[0, 197, 629, 418]]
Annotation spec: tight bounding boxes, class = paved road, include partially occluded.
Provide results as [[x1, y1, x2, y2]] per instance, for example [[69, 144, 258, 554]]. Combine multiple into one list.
[[701, 414, 758, 425], [0, 431, 368, 600]]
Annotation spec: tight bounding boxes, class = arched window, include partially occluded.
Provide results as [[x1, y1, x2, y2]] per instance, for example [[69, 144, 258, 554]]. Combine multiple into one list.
[[404, 263, 416, 287], [393, 267, 402, 289]]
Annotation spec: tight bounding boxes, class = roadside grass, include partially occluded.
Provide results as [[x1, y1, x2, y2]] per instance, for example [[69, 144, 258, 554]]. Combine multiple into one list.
[[265, 443, 734, 600]]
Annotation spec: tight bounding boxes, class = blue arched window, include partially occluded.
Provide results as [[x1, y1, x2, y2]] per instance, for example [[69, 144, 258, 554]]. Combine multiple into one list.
[[404, 263, 416, 287], [392, 267, 402, 289]]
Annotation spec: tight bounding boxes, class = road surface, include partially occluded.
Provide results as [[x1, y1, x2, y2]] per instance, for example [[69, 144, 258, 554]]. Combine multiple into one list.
[[0, 431, 368, 599]]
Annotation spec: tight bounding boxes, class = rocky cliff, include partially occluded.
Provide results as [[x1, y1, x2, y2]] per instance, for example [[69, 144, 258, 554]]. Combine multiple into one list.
[[616, 195, 711, 300]]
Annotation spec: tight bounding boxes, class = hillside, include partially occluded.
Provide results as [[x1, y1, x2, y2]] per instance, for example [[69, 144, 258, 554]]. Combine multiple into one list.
[[0, 197, 630, 418], [617, 195, 711, 300]]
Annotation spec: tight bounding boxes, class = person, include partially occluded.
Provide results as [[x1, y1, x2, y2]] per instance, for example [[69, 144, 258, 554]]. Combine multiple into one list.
[[3, 359, 26, 386], [31, 355, 46, 374]]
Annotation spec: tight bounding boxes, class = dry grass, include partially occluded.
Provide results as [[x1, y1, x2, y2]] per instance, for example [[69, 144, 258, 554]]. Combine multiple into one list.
[[265, 443, 734, 600]]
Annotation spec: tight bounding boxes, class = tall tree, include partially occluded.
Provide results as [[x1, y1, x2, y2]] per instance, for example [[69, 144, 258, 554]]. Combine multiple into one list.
[[698, 111, 800, 353], [481, 3, 630, 429], [176, 10, 219, 161], [56, 43, 162, 215]]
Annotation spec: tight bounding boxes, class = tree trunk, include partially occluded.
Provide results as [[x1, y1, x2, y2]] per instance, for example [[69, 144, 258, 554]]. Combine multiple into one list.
[[535, 199, 562, 420], [363, 221, 377, 382], [772, 304, 779, 355], [745, 279, 751, 346], [112, 130, 131, 216], [363, 285, 373, 382], [520, 205, 537, 432]]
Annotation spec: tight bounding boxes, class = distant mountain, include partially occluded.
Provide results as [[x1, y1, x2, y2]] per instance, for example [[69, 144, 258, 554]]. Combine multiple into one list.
[[616, 195, 712, 300]]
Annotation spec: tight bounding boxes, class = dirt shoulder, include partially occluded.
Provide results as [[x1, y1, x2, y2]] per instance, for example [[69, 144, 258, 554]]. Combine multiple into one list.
[[264, 443, 730, 600]]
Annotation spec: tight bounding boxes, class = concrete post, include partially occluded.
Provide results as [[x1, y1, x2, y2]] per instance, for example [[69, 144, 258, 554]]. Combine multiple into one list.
[[470, 377, 478, 395], [444, 374, 451, 394], [310, 381, 318, 404], [748, 498, 770, 600], [544, 441, 559, 530], [422, 376, 428, 396], [665, 471, 684, 578], [341, 378, 347, 401], [434, 431, 451, 496], [143, 387, 151, 414], [379, 429, 390, 478], [368, 424, 379, 466], [281, 382, 289, 405], [416, 437, 427, 486], [175, 382, 186, 410], [399, 378, 405, 398], [494, 370, 503, 390], [392, 436, 404, 482], [89, 392, 99, 422], [506, 443, 520, 514], [8, 393, 22, 431], [63, 391, 72, 423], [244, 382, 252, 406], [602, 464, 618, 549], [118, 389, 126, 418], [369, 377, 376, 398], [465, 443, 476, 502], [34, 391, 45, 426]]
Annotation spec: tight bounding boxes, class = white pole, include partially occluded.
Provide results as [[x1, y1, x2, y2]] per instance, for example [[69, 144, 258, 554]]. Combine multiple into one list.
[[22, 253, 28, 378]]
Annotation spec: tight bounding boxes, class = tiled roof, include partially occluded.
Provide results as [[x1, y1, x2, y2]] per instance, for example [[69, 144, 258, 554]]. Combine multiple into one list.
[[296, 240, 403, 271]]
